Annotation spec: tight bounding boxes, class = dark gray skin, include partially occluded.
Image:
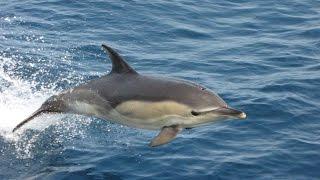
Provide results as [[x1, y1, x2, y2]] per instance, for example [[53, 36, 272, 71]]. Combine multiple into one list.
[[78, 74, 226, 110], [13, 44, 246, 147]]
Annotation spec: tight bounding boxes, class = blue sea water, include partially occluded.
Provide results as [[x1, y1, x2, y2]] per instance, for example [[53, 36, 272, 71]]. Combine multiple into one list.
[[0, 0, 320, 179]]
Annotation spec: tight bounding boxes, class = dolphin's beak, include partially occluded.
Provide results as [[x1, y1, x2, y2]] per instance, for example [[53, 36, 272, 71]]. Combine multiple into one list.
[[215, 107, 247, 119]]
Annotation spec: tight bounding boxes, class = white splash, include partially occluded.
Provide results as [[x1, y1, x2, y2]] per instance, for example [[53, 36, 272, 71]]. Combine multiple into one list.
[[0, 56, 56, 139]]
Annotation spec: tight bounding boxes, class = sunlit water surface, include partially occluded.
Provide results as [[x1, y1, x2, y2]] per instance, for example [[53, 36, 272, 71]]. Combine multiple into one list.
[[0, 1, 319, 179]]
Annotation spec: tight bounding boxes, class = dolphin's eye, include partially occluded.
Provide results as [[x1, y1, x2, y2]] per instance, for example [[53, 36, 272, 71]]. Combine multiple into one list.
[[196, 84, 206, 90], [191, 110, 200, 116]]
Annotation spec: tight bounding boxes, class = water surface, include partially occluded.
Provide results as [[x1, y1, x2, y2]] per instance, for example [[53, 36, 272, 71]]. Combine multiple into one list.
[[0, 0, 319, 179]]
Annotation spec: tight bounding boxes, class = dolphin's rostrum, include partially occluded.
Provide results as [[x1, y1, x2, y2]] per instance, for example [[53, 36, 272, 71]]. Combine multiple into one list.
[[13, 44, 246, 147]]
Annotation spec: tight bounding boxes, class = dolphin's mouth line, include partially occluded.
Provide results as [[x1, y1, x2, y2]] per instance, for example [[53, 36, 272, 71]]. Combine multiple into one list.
[[191, 107, 219, 116], [191, 107, 246, 119]]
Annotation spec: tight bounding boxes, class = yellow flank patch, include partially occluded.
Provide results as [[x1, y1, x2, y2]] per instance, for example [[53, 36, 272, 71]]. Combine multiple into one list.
[[115, 100, 191, 119]]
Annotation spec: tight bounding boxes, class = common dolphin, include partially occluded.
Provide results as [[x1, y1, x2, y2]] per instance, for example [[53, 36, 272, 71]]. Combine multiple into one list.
[[13, 44, 246, 147]]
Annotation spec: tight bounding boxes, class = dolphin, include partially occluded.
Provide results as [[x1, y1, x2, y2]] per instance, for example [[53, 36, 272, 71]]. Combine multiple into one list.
[[12, 44, 246, 147]]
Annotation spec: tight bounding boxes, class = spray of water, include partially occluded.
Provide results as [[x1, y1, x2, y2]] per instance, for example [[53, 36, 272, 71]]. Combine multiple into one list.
[[0, 55, 98, 159], [0, 15, 115, 158], [0, 56, 58, 139]]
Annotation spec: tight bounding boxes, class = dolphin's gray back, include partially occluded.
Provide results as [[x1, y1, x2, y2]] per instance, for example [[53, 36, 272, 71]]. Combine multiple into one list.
[[76, 73, 226, 109]]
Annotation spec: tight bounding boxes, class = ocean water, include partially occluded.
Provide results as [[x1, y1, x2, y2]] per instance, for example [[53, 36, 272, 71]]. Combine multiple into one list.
[[0, 0, 319, 179]]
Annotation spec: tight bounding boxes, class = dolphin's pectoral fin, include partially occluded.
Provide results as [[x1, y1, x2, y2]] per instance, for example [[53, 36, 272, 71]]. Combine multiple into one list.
[[149, 125, 182, 147]]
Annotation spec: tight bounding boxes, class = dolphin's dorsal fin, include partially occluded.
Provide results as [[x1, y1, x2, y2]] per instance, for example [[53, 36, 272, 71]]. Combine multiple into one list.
[[102, 44, 137, 74]]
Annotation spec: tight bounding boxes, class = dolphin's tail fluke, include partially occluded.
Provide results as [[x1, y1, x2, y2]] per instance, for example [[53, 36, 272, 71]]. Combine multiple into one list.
[[12, 108, 46, 132]]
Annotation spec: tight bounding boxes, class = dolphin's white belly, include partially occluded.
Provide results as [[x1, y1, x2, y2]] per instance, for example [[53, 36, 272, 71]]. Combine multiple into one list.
[[68, 100, 203, 130], [110, 100, 192, 130]]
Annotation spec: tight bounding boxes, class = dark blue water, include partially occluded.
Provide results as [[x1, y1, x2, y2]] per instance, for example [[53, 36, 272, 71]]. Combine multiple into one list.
[[1, 0, 320, 179]]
